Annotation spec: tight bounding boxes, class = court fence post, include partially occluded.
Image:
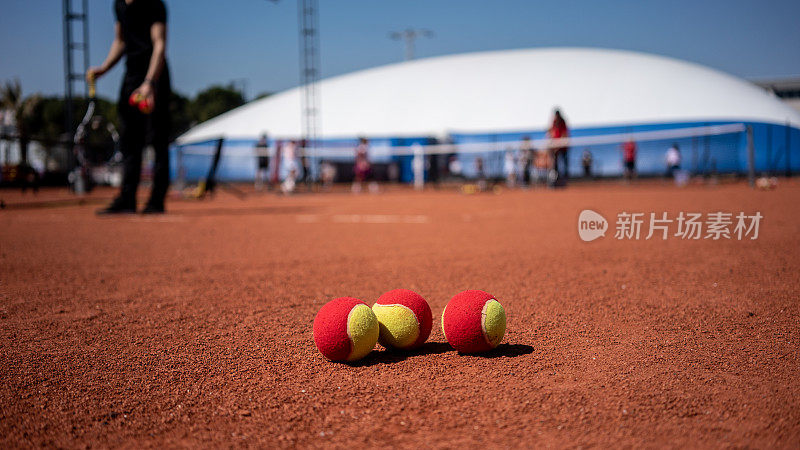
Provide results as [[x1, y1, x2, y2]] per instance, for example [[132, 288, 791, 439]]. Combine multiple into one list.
[[747, 125, 755, 188], [175, 145, 185, 191], [786, 120, 791, 178], [413, 144, 424, 190]]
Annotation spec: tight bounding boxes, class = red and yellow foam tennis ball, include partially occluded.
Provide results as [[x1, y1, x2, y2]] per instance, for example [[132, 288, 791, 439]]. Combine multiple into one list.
[[372, 289, 432, 350], [128, 92, 153, 114], [442, 290, 506, 353], [128, 93, 140, 108], [313, 297, 379, 362]]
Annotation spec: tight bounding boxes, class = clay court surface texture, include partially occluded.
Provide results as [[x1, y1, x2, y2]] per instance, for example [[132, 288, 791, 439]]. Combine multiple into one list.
[[1, 181, 799, 448]]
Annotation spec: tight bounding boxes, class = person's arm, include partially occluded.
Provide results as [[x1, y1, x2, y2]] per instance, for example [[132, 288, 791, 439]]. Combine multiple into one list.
[[132, 21, 167, 106], [87, 22, 125, 81]]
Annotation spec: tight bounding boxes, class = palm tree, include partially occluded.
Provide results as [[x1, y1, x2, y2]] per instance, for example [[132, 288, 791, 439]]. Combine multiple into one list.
[[1, 79, 39, 165]]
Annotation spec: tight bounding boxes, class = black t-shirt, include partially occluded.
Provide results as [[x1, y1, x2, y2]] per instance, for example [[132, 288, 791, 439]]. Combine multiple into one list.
[[115, 0, 167, 75]]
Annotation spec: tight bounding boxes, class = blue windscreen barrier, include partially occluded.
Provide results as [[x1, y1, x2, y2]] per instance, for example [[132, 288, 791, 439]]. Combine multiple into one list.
[[390, 137, 437, 182], [450, 121, 798, 179], [170, 137, 402, 183], [171, 121, 799, 182]]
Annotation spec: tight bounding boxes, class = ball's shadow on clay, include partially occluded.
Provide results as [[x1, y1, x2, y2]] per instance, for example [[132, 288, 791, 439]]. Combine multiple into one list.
[[462, 343, 534, 358], [347, 342, 451, 366], [347, 342, 533, 366]]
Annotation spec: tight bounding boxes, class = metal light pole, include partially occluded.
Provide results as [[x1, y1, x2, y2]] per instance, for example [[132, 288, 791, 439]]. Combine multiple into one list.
[[298, 0, 320, 179], [62, 0, 90, 141], [389, 28, 433, 61], [268, 0, 320, 179]]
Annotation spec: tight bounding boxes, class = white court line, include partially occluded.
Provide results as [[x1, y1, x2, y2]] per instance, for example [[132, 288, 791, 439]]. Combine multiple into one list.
[[402, 215, 430, 224]]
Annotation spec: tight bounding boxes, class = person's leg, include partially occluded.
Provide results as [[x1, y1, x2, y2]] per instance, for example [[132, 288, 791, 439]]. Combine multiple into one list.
[[146, 125, 169, 210], [367, 165, 378, 193], [255, 166, 263, 190], [256, 163, 268, 190], [553, 150, 561, 174], [100, 76, 145, 213], [302, 158, 311, 187], [523, 161, 531, 185], [146, 134, 169, 210], [352, 165, 363, 193], [268, 156, 272, 190], [120, 118, 145, 205], [144, 76, 172, 212], [553, 149, 566, 187]]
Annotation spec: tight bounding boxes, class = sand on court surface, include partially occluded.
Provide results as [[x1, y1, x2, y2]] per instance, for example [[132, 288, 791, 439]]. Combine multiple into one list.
[[1, 181, 799, 447]]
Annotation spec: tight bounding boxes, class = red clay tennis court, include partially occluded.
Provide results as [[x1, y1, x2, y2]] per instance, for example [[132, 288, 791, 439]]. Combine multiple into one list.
[[1, 181, 798, 447]]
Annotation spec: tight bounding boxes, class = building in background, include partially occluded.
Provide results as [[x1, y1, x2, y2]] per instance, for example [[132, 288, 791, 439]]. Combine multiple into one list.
[[175, 48, 800, 182]]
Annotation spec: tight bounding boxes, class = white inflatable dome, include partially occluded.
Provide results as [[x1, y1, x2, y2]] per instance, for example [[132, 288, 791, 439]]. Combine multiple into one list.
[[177, 47, 800, 144]]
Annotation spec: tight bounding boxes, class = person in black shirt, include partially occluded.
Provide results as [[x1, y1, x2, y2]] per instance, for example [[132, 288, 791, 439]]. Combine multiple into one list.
[[254, 133, 270, 191], [90, 0, 171, 214]]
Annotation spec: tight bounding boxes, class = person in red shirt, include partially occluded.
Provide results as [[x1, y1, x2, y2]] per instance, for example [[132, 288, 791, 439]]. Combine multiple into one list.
[[623, 139, 637, 182], [352, 137, 373, 193], [547, 109, 569, 187]]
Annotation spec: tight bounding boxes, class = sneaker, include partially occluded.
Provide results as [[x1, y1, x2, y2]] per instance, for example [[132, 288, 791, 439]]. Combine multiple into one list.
[[96, 198, 136, 215]]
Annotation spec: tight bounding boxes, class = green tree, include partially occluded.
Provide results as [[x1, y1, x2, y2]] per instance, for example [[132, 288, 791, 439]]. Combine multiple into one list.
[[2, 80, 249, 163], [191, 84, 245, 124], [1, 79, 40, 164], [254, 91, 273, 101], [168, 91, 194, 141], [26, 96, 118, 145]]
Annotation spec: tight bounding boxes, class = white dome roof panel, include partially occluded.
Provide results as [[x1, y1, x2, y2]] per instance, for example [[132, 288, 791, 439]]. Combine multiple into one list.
[[178, 47, 800, 144]]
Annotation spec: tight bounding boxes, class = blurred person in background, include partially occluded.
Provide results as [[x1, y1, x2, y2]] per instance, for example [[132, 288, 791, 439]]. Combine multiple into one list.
[[519, 136, 533, 187], [353, 137, 376, 193], [320, 160, 336, 191], [282, 140, 298, 194], [533, 148, 550, 186], [547, 109, 569, 187], [504, 150, 516, 188], [582, 149, 593, 179], [387, 160, 400, 184], [623, 139, 637, 182], [281, 166, 297, 194], [665, 143, 681, 178], [254, 133, 270, 191], [427, 152, 440, 187], [475, 157, 487, 192], [443, 137, 458, 179], [91, 0, 171, 214], [448, 155, 463, 181]]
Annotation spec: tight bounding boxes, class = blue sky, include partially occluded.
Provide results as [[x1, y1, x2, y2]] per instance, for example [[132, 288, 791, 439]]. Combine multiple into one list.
[[1, 0, 799, 100]]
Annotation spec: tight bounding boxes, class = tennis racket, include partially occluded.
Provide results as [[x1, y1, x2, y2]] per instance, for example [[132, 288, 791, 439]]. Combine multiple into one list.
[[69, 75, 97, 194]]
